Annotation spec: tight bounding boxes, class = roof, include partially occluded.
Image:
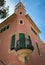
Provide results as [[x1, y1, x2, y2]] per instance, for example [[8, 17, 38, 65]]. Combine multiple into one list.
[[15, 2, 25, 8], [15, 2, 25, 11], [0, 13, 17, 28], [25, 14, 41, 34], [0, 13, 41, 34]]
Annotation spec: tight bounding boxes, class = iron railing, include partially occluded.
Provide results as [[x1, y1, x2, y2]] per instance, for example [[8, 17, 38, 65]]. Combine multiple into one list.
[[15, 38, 34, 51]]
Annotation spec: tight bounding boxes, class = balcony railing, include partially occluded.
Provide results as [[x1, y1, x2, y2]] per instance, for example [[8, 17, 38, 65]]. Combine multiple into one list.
[[15, 38, 34, 51]]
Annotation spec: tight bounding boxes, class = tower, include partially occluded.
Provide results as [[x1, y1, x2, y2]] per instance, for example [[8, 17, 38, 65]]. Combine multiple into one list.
[[15, 1, 26, 15], [14, 1, 34, 63]]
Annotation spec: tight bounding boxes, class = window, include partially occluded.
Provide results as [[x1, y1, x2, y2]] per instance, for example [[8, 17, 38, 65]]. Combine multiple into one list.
[[19, 19, 24, 25], [3, 26, 6, 31], [20, 12, 22, 14], [0, 25, 9, 33], [19, 33, 26, 48], [10, 35, 15, 50], [36, 42, 40, 55], [20, 20, 23, 24], [6, 25, 9, 29], [28, 36, 32, 44], [31, 27, 37, 35], [20, 20, 24, 25], [0, 29, 3, 33], [28, 36, 34, 50]]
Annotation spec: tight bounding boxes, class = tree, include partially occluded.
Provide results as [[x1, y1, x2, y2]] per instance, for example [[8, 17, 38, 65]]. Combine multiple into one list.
[[0, 0, 9, 19]]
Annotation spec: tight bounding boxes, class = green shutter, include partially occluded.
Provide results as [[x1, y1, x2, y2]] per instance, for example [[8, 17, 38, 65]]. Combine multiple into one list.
[[31, 27, 37, 35], [11, 35, 15, 50], [19, 33, 26, 48], [36, 42, 40, 55]]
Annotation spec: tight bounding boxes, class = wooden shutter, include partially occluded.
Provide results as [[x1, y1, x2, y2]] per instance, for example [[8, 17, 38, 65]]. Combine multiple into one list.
[[19, 33, 25, 48], [36, 42, 40, 55], [11, 35, 15, 50]]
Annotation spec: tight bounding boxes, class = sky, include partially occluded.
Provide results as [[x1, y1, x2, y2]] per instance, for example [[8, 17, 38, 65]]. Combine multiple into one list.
[[0, 0, 45, 43]]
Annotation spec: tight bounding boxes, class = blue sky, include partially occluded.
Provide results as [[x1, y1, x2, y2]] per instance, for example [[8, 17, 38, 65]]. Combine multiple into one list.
[[0, 0, 45, 43]]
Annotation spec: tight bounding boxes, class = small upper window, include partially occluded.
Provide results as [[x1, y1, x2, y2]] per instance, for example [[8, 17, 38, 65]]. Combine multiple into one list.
[[0, 29, 3, 33], [20, 20, 23, 24], [0, 25, 9, 33], [7, 25, 9, 29], [4, 26, 6, 31], [20, 12, 22, 14]]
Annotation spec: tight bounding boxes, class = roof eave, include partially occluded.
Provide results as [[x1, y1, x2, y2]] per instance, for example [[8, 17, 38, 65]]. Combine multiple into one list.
[[0, 13, 17, 28], [25, 14, 41, 34]]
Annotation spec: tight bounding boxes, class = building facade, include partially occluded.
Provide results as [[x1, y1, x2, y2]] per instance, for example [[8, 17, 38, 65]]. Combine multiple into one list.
[[0, 2, 45, 65]]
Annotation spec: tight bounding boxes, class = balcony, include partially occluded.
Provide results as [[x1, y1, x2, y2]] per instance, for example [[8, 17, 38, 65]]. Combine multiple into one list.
[[15, 38, 34, 62]]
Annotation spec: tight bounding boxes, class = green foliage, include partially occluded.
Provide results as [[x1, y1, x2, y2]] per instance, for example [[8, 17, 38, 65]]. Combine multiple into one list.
[[0, 0, 5, 6], [0, 0, 9, 19]]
